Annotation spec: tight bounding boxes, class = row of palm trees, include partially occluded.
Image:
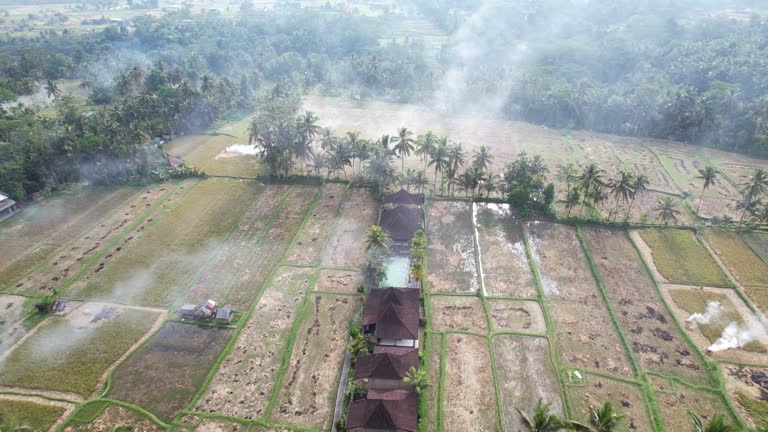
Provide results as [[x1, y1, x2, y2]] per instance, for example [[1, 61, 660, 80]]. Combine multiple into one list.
[[517, 400, 746, 432]]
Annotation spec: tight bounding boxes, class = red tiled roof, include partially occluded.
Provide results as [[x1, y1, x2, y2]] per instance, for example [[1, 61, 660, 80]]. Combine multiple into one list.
[[346, 390, 418, 431], [354, 348, 418, 380]]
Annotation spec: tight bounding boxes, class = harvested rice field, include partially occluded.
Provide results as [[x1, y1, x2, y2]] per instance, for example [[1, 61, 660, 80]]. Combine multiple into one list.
[[474, 203, 537, 298], [654, 385, 736, 432], [487, 299, 546, 334], [429, 295, 488, 334], [63, 404, 162, 432], [284, 183, 347, 266], [314, 269, 363, 294], [320, 187, 378, 269], [636, 228, 730, 287], [722, 364, 768, 429], [567, 374, 653, 432], [493, 334, 563, 431], [427, 200, 479, 293], [704, 229, 768, 287], [423, 332, 442, 432], [0, 398, 67, 430]]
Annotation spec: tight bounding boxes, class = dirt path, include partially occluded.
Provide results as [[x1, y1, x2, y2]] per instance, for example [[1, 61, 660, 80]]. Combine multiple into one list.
[[0, 386, 84, 403], [629, 230, 668, 283]]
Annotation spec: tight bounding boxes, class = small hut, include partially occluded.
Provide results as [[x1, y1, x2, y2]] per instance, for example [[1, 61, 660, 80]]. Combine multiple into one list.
[[0, 193, 19, 221], [215, 307, 235, 324]]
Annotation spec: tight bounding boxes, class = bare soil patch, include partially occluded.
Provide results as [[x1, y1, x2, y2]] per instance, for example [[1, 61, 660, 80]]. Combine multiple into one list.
[[493, 334, 562, 431], [487, 299, 545, 334], [224, 185, 318, 310], [567, 374, 653, 432], [195, 418, 248, 432], [723, 364, 768, 429], [427, 201, 478, 294], [63, 405, 162, 432], [429, 295, 488, 334], [320, 187, 378, 269], [273, 294, 359, 429], [196, 266, 312, 419], [285, 183, 346, 266], [183, 184, 289, 303], [442, 333, 498, 431], [314, 269, 363, 294], [474, 203, 536, 297], [584, 227, 710, 386], [108, 322, 233, 422]]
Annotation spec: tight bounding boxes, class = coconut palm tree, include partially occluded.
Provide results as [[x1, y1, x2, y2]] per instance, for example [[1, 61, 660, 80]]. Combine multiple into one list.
[[578, 163, 605, 215], [428, 142, 449, 193], [413, 170, 429, 194], [447, 142, 467, 175], [472, 145, 494, 173], [297, 111, 322, 141], [416, 131, 436, 171], [402, 366, 430, 394], [740, 168, 768, 226], [403, 168, 416, 191], [45, 79, 60, 99], [563, 187, 581, 218], [484, 172, 499, 197], [571, 402, 626, 432], [516, 399, 567, 432], [393, 127, 415, 174], [695, 166, 719, 213], [627, 173, 649, 218], [364, 225, 390, 251], [689, 413, 737, 432], [319, 127, 336, 151], [609, 170, 635, 220], [345, 131, 363, 175], [411, 261, 426, 284], [556, 163, 579, 191], [654, 197, 682, 224]]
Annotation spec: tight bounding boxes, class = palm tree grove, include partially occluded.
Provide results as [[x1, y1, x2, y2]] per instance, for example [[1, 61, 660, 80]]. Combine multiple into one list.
[[1, 1, 768, 432]]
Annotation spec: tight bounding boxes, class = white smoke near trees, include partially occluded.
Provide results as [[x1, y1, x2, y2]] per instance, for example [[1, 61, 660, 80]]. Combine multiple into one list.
[[216, 144, 259, 158]]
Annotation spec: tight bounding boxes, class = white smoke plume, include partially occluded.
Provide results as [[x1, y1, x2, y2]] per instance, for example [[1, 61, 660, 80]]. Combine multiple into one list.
[[216, 144, 259, 158], [687, 301, 723, 324], [708, 322, 753, 352]]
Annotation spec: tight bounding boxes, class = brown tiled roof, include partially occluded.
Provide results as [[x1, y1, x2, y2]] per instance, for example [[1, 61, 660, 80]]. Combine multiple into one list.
[[383, 189, 424, 205], [380, 206, 423, 241], [375, 303, 419, 340], [346, 390, 418, 431], [354, 348, 418, 380], [363, 288, 419, 326]]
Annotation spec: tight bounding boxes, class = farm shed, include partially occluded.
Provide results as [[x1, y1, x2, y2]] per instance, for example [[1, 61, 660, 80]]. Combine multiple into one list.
[[354, 346, 418, 390], [380, 206, 423, 243], [363, 288, 419, 348], [346, 389, 418, 432], [215, 307, 234, 324], [179, 304, 197, 319], [383, 189, 424, 207], [0, 193, 19, 221]]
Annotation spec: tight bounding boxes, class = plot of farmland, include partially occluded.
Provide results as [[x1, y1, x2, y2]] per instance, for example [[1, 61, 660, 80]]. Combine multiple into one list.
[[273, 294, 359, 429], [108, 322, 233, 422], [429, 295, 488, 334], [0, 294, 40, 353], [493, 334, 562, 431], [182, 184, 289, 303], [742, 232, 768, 263], [314, 269, 363, 294], [474, 203, 536, 297], [321, 187, 378, 269], [637, 229, 729, 286], [487, 299, 546, 334], [196, 266, 313, 419], [583, 227, 710, 386], [285, 183, 347, 266], [654, 385, 735, 432], [442, 333, 498, 431], [527, 222, 634, 378], [0, 398, 66, 430], [567, 374, 653, 432], [224, 185, 318, 310], [0, 304, 160, 396], [71, 178, 260, 306], [722, 364, 768, 429], [424, 333, 441, 432], [0, 187, 140, 289], [7, 183, 179, 296], [427, 201, 479, 293], [704, 230, 768, 287], [63, 404, 162, 432]]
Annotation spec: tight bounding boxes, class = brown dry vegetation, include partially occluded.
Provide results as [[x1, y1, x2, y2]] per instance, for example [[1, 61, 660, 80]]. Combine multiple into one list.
[[723, 364, 768, 429], [424, 332, 441, 432], [285, 183, 346, 266], [474, 203, 536, 298], [273, 294, 358, 429], [654, 385, 735, 432], [320, 187, 378, 269], [567, 375, 653, 432], [314, 269, 363, 293], [442, 333, 498, 431], [63, 405, 161, 432], [196, 266, 312, 419], [183, 184, 290, 303], [108, 322, 233, 422], [429, 295, 488, 334], [493, 334, 562, 431], [427, 201, 478, 294], [487, 299, 546, 334], [527, 222, 634, 378], [584, 227, 710, 386], [224, 185, 318, 310]]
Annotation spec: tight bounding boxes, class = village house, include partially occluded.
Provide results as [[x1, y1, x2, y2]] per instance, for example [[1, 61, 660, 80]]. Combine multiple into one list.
[[215, 307, 235, 324], [382, 189, 424, 209], [379, 206, 423, 245], [0, 193, 19, 222], [346, 389, 418, 432], [354, 346, 418, 390], [363, 288, 419, 348]]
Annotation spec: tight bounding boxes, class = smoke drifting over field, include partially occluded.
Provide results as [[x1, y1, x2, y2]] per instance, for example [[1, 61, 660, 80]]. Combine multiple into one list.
[[687, 301, 724, 324], [708, 323, 754, 352]]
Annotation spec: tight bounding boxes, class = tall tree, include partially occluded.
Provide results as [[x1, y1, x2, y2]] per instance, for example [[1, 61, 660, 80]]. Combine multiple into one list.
[[695, 166, 718, 214], [654, 197, 682, 224], [609, 170, 635, 220], [689, 413, 737, 432], [393, 127, 415, 174], [416, 131, 436, 171], [364, 225, 390, 251], [472, 145, 493, 173], [626, 173, 649, 218], [740, 168, 768, 226], [428, 141, 449, 193], [578, 163, 605, 215], [516, 400, 567, 432]]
